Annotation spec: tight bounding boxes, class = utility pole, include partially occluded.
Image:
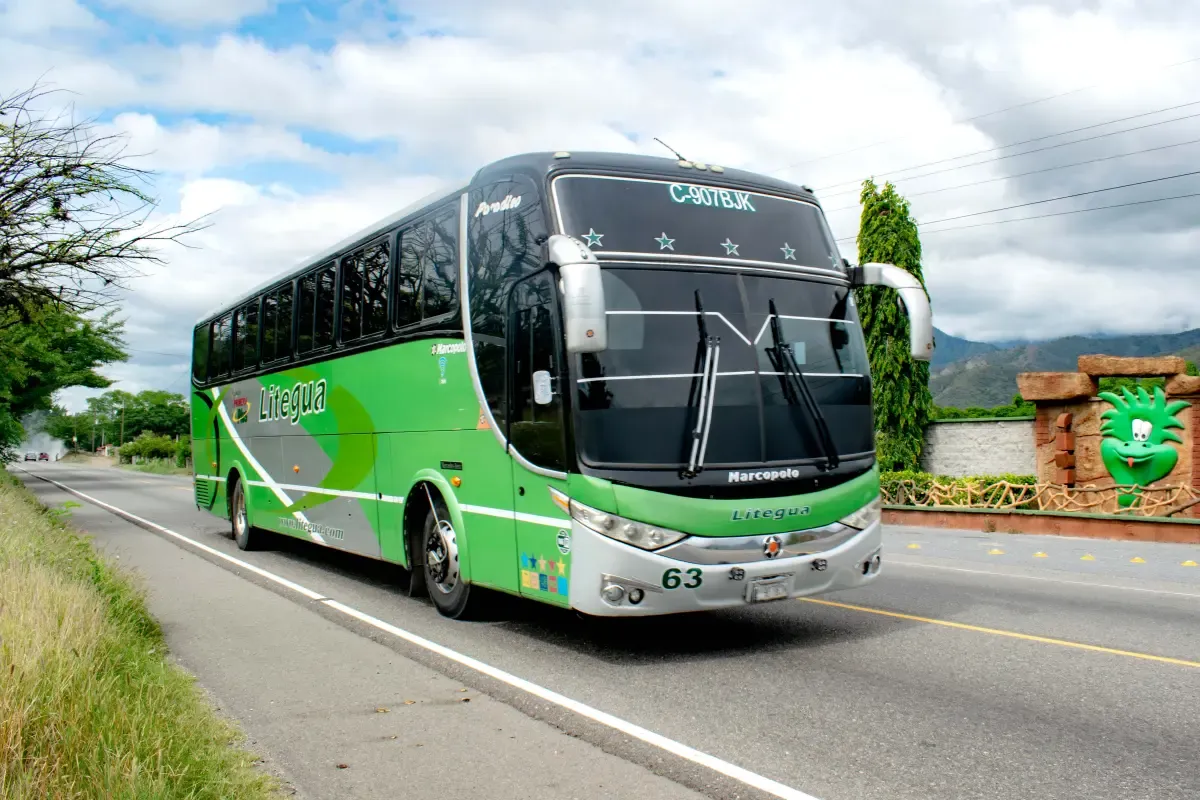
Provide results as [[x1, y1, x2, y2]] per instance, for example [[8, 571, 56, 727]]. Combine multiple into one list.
[[119, 403, 126, 446], [91, 416, 96, 451]]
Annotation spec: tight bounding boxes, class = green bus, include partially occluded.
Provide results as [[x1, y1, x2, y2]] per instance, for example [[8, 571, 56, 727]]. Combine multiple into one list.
[[190, 151, 933, 619]]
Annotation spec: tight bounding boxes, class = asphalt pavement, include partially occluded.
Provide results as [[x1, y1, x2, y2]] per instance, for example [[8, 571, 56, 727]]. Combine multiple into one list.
[[12, 462, 1200, 800]]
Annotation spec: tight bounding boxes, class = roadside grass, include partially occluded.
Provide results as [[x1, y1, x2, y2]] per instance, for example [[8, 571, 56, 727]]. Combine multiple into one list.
[[119, 458, 191, 476], [0, 471, 281, 799]]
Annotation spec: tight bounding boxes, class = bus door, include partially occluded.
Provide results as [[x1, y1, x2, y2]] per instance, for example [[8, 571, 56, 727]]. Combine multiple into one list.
[[508, 271, 573, 607]]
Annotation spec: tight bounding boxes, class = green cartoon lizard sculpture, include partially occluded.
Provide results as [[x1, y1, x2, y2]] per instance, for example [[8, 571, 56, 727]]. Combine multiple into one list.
[[1099, 386, 1189, 508]]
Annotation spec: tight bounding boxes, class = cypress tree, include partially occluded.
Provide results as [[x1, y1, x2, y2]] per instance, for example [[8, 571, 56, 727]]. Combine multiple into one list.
[[853, 178, 933, 472]]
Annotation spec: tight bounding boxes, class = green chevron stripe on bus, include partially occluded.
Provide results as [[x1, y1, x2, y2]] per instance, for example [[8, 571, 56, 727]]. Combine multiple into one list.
[[190, 151, 934, 620]]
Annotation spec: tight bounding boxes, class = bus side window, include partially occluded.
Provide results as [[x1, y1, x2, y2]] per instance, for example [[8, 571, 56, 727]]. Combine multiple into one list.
[[510, 273, 565, 471], [277, 282, 294, 358], [396, 224, 425, 328], [262, 291, 279, 362], [210, 314, 232, 379], [297, 272, 317, 354], [233, 300, 259, 372], [341, 252, 364, 343], [192, 324, 209, 382], [362, 239, 389, 336], [422, 210, 456, 319], [315, 264, 336, 349]]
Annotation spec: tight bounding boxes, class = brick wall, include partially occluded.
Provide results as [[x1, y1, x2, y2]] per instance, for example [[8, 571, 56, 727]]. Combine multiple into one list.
[[920, 419, 1037, 477]]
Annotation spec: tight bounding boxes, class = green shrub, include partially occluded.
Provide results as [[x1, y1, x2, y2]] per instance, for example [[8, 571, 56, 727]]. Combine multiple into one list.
[[117, 432, 177, 463], [175, 435, 191, 468]]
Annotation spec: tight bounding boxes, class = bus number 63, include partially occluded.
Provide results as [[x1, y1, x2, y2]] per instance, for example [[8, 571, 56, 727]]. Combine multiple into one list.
[[662, 568, 702, 590]]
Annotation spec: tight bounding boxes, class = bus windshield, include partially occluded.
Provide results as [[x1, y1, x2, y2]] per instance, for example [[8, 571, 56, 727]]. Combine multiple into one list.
[[573, 267, 874, 472], [552, 174, 844, 271]]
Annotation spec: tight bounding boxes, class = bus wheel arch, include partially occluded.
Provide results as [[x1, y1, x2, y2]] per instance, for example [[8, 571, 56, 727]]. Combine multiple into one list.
[[226, 469, 261, 551], [404, 481, 478, 619], [402, 483, 433, 598]]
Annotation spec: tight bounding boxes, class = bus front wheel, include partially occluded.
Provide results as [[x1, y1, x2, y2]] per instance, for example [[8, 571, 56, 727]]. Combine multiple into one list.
[[421, 498, 476, 619]]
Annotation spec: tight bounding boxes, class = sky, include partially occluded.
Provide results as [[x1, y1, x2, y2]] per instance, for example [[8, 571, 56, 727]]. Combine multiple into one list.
[[2, 0, 1198, 411]]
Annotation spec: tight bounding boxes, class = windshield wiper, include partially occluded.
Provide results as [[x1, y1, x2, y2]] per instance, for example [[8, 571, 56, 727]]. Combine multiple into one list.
[[682, 290, 721, 478], [767, 298, 839, 471]]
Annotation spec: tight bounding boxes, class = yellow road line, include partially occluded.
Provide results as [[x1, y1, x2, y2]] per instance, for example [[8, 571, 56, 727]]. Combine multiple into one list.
[[798, 598, 1200, 669]]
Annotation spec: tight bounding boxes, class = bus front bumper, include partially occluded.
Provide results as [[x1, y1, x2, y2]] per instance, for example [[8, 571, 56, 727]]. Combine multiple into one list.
[[567, 519, 883, 617]]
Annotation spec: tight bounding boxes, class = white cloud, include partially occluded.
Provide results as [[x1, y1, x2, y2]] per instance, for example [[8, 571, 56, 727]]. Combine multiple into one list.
[[96, 0, 275, 26], [99, 113, 337, 179], [0, 0, 100, 35]]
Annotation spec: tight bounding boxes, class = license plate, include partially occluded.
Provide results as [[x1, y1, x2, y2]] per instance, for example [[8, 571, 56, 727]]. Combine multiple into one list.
[[746, 574, 793, 603]]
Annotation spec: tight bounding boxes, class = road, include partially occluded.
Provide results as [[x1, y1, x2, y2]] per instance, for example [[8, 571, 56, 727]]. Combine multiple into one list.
[[13, 462, 1200, 800]]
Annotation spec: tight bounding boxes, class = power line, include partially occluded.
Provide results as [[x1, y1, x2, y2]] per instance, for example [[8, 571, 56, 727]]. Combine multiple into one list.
[[917, 168, 1200, 226], [834, 189, 1200, 242], [765, 54, 1200, 176], [824, 135, 1200, 212], [815, 98, 1200, 193], [816, 106, 1200, 199], [124, 346, 189, 358], [919, 191, 1200, 236]]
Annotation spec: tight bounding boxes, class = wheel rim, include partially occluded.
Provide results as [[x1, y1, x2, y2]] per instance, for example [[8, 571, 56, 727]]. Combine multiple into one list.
[[425, 518, 459, 594], [234, 487, 247, 538]]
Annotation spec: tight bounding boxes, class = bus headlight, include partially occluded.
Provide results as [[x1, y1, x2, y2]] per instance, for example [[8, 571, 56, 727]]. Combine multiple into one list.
[[550, 489, 687, 551], [839, 495, 882, 530]]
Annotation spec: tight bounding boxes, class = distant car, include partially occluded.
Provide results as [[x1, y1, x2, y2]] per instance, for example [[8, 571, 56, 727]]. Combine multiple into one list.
[[38, 453, 49, 461], [24, 452, 37, 461]]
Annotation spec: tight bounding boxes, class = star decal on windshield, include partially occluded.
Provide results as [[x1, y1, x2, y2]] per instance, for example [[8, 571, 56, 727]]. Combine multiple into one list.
[[720, 238, 740, 256], [780, 243, 796, 260], [655, 232, 675, 251], [582, 228, 604, 247]]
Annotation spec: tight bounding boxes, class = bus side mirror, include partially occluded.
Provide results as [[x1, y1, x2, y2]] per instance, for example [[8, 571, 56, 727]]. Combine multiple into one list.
[[548, 234, 608, 354], [847, 262, 934, 362]]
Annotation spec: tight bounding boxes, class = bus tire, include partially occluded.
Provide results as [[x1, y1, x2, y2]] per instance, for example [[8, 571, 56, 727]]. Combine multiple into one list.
[[421, 497, 476, 619], [230, 478, 261, 552]]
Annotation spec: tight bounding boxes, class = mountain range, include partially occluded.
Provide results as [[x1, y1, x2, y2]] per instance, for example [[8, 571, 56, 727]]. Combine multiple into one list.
[[929, 327, 1200, 408]]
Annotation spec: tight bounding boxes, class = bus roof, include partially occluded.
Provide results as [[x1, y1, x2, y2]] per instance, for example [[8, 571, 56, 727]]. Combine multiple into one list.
[[472, 151, 818, 201], [194, 151, 816, 325]]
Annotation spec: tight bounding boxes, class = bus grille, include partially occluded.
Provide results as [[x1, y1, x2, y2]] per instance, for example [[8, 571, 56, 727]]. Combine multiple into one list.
[[194, 478, 214, 508]]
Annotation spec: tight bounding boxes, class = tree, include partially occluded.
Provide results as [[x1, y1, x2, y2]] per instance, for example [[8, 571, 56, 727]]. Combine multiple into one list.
[[0, 83, 206, 317], [0, 305, 127, 457], [853, 178, 933, 472], [44, 388, 188, 451]]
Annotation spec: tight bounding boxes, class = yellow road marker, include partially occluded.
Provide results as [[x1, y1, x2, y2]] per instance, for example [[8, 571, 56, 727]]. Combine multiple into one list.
[[1183, 561, 1198, 567], [1081, 554, 1095, 561], [1131, 557, 1146, 564], [1033, 551, 1048, 558], [906, 543, 921, 549], [798, 598, 1200, 669], [988, 548, 1005, 555]]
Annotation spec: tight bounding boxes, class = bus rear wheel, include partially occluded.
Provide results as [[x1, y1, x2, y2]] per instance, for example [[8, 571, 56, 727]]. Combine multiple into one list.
[[421, 499, 476, 619], [230, 479, 260, 551]]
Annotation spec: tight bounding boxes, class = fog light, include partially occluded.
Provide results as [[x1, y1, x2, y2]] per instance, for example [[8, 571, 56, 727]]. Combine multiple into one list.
[[601, 583, 625, 604], [628, 588, 645, 605]]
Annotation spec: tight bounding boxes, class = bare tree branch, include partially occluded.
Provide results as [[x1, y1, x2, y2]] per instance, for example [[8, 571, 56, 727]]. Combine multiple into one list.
[[0, 81, 211, 317]]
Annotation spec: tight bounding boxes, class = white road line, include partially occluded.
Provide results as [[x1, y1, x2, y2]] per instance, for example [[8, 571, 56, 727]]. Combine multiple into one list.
[[27, 471, 824, 800], [888, 559, 1200, 599]]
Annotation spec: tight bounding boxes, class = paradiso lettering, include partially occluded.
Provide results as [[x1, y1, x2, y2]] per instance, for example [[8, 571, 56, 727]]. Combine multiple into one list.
[[474, 194, 522, 217], [258, 379, 328, 425], [669, 183, 757, 212]]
